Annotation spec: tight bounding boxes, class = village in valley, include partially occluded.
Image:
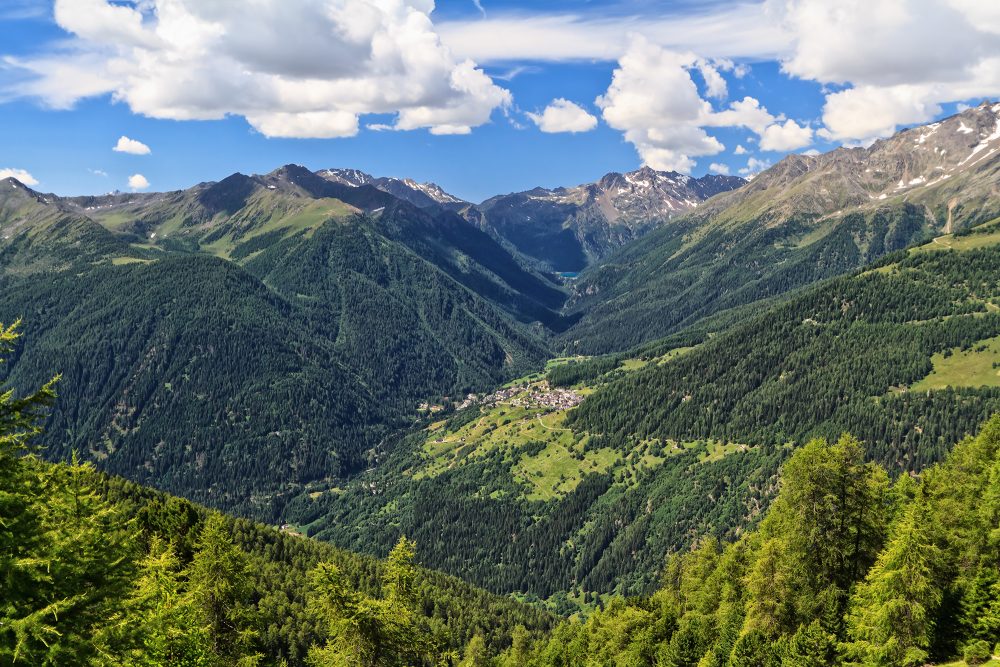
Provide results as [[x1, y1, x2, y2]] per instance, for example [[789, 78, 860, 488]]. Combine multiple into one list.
[[458, 379, 584, 411]]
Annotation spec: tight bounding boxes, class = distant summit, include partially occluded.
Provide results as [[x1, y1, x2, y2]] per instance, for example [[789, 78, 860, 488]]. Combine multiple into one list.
[[473, 167, 745, 271], [317, 168, 468, 211]]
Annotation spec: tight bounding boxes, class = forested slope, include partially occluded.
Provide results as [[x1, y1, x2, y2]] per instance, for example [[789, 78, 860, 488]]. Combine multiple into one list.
[[571, 232, 1000, 471], [0, 325, 553, 665], [506, 415, 1000, 667], [564, 103, 1000, 353], [292, 220, 1000, 603], [8, 311, 998, 666], [0, 174, 557, 518]]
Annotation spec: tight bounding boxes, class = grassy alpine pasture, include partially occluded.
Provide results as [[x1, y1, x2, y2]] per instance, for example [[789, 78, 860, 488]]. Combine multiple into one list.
[[912, 334, 1000, 390], [416, 401, 618, 501], [414, 357, 745, 501]]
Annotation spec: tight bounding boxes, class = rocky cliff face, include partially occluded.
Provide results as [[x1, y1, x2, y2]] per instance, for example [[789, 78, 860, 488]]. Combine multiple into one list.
[[696, 101, 1000, 232], [474, 167, 745, 271]]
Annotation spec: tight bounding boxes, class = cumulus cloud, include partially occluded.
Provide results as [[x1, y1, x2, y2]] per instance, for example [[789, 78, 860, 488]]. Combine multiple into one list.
[[0, 168, 38, 186], [773, 0, 1000, 142], [708, 162, 730, 175], [759, 119, 813, 151], [128, 173, 149, 190], [595, 37, 787, 173], [527, 99, 597, 133], [734, 144, 748, 155], [7, 0, 511, 138], [738, 157, 771, 176], [705, 96, 777, 134], [596, 37, 722, 172], [113, 135, 151, 155], [696, 60, 728, 99]]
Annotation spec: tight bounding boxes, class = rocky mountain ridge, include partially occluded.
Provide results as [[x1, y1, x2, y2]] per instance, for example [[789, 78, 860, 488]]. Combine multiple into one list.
[[472, 167, 745, 271], [562, 103, 1000, 352]]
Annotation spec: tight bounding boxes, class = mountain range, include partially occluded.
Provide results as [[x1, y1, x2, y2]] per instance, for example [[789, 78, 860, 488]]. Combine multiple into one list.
[[471, 167, 745, 271], [3, 102, 1000, 620], [564, 100, 1000, 352]]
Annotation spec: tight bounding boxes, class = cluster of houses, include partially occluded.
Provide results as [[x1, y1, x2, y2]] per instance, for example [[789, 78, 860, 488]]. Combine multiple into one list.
[[458, 380, 583, 411]]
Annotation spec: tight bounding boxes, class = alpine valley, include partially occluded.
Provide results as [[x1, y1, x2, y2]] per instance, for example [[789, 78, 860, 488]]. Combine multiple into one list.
[[5, 103, 1000, 666]]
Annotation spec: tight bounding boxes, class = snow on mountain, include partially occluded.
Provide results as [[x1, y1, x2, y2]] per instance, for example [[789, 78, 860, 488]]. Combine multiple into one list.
[[316, 168, 468, 210], [474, 167, 745, 271]]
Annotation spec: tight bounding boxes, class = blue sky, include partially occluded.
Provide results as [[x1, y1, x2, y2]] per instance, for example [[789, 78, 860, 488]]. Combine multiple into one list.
[[0, 1, 996, 202]]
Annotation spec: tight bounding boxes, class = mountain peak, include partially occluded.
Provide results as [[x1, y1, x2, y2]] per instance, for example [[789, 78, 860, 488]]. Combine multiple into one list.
[[315, 168, 467, 210], [686, 101, 1000, 234], [317, 168, 377, 187], [1, 176, 37, 196], [197, 172, 260, 215], [475, 167, 746, 271]]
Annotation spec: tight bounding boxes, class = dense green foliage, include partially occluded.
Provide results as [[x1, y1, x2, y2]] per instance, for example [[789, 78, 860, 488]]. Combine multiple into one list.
[[505, 416, 1000, 666], [0, 177, 563, 518], [286, 423, 788, 600], [0, 325, 554, 664], [572, 245, 1000, 472], [564, 203, 933, 353], [6, 151, 1000, 665], [284, 243, 1000, 603]]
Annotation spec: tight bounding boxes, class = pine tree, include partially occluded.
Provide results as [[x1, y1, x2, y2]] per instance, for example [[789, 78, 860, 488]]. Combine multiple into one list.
[[0, 321, 65, 664], [34, 455, 138, 665], [746, 436, 890, 636], [783, 620, 838, 667], [188, 514, 262, 665], [307, 536, 436, 667], [459, 634, 489, 667], [497, 625, 531, 667], [845, 501, 943, 666], [111, 537, 213, 666]]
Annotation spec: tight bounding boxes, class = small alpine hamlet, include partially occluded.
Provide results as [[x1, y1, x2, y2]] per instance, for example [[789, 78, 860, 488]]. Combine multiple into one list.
[[5, 1, 1000, 665]]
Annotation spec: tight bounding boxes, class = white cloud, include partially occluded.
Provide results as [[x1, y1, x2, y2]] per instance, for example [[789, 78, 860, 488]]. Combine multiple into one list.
[[113, 135, 151, 155], [595, 37, 790, 173], [817, 84, 943, 142], [696, 59, 728, 99], [89, 168, 108, 177], [705, 96, 777, 134], [248, 111, 359, 139], [6, 0, 511, 138], [734, 144, 748, 155], [527, 99, 597, 133], [0, 168, 38, 186], [492, 65, 541, 81], [437, 5, 792, 63], [128, 173, 150, 190], [759, 119, 813, 151], [738, 157, 770, 176], [773, 0, 1000, 142], [596, 37, 722, 172], [708, 162, 730, 175]]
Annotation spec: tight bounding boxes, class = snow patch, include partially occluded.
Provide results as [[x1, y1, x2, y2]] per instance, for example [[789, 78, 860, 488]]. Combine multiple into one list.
[[926, 174, 952, 187], [915, 123, 940, 144], [958, 118, 1000, 166]]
